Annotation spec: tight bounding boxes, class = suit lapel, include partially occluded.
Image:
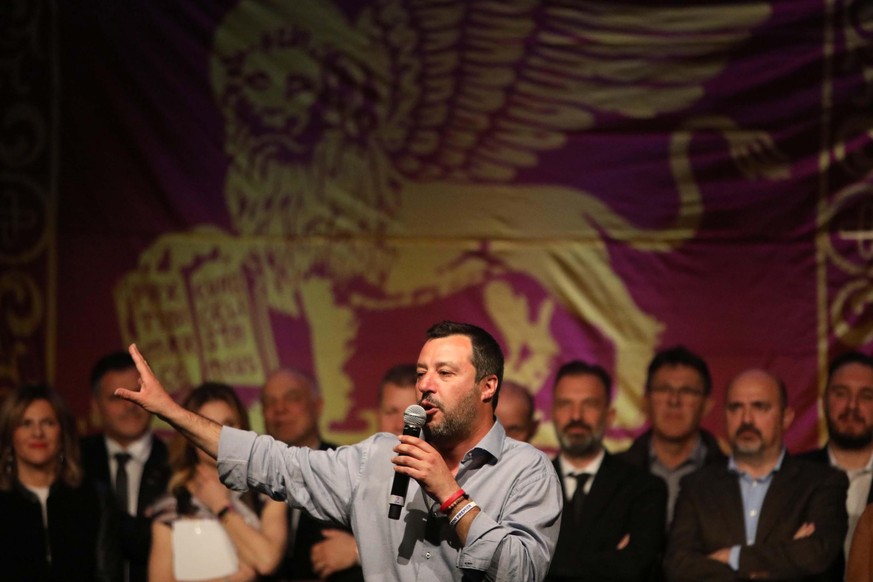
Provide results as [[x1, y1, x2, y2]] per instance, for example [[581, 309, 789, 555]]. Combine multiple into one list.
[[577, 453, 622, 531], [710, 465, 746, 544], [755, 457, 798, 542], [137, 436, 169, 514], [553, 458, 568, 499], [93, 437, 112, 483]]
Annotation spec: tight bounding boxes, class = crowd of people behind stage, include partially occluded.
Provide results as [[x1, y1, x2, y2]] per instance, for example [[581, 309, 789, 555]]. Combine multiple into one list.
[[1, 322, 873, 581]]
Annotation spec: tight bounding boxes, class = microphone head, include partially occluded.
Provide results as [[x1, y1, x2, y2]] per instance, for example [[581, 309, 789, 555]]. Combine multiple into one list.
[[403, 404, 427, 428]]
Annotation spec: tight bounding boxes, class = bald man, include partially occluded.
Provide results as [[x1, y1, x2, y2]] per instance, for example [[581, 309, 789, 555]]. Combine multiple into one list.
[[496, 380, 539, 443], [260, 368, 364, 582], [666, 369, 848, 582]]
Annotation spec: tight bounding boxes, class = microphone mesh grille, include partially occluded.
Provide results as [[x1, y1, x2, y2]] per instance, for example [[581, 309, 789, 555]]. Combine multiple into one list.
[[403, 404, 426, 427]]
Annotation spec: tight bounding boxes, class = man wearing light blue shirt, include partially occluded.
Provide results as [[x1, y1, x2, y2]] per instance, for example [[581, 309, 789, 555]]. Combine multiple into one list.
[[116, 321, 562, 581], [665, 369, 848, 582]]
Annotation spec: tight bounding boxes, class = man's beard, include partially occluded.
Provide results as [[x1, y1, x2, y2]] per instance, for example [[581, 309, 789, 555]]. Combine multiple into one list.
[[828, 413, 873, 450], [422, 385, 480, 446], [557, 421, 603, 458]]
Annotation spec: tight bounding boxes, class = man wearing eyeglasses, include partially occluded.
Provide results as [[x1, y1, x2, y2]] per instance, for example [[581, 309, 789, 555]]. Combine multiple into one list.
[[618, 346, 727, 525]]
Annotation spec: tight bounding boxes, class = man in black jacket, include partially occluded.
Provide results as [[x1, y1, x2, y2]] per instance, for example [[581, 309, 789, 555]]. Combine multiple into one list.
[[80, 351, 170, 582], [547, 360, 667, 582], [618, 346, 726, 525]]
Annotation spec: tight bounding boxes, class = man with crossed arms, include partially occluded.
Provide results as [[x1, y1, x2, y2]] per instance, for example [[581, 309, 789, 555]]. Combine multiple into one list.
[[116, 321, 562, 581], [665, 369, 848, 581]]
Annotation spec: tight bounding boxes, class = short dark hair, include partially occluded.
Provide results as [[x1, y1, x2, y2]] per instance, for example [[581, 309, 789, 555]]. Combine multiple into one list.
[[646, 345, 712, 395], [381, 363, 418, 388], [827, 351, 873, 386], [90, 351, 136, 395], [426, 321, 504, 409], [553, 360, 612, 402], [378, 364, 418, 404]]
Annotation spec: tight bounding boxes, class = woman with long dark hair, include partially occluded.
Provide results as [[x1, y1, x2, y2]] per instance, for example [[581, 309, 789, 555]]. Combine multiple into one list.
[[149, 382, 286, 582]]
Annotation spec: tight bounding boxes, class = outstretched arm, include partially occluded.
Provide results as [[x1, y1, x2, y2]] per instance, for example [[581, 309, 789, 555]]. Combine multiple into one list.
[[115, 344, 222, 458]]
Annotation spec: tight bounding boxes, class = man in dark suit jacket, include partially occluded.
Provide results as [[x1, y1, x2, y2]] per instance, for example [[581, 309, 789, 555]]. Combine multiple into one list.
[[546, 360, 667, 582], [260, 367, 364, 582], [618, 346, 727, 525], [81, 351, 170, 582], [665, 369, 848, 582], [800, 352, 873, 547]]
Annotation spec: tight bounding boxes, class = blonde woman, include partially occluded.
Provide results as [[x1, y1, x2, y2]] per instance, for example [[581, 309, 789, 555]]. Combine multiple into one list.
[[0, 384, 121, 581], [149, 382, 286, 582]]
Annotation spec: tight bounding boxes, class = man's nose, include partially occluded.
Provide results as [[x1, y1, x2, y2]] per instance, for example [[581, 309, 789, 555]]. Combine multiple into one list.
[[417, 373, 434, 395], [569, 403, 584, 421]]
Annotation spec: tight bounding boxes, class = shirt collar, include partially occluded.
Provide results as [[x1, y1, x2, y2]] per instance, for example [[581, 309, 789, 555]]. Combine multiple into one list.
[[559, 448, 606, 479], [463, 420, 505, 465], [826, 444, 873, 473], [105, 431, 153, 464], [728, 448, 786, 479], [647, 433, 707, 469]]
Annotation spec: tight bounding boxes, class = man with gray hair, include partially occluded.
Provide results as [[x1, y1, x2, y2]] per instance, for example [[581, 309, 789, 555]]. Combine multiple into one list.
[[260, 368, 363, 582]]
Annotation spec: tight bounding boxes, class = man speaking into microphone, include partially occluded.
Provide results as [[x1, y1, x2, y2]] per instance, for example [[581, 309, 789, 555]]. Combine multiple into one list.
[[116, 321, 562, 581]]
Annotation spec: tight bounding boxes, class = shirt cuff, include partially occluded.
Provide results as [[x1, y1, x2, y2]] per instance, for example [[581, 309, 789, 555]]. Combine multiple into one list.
[[728, 545, 741, 571]]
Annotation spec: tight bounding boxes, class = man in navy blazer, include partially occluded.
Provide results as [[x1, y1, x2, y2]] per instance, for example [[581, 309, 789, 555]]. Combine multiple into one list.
[[80, 351, 170, 582], [665, 369, 848, 582], [546, 360, 667, 582]]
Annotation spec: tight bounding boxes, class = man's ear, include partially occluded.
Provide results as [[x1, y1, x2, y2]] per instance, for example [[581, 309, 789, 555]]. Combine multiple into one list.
[[643, 394, 653, 420], [480, 375, 499, 403], [782, 406, 795, 431], [606, 407, 616, 429], [704, 396, 715, 417]]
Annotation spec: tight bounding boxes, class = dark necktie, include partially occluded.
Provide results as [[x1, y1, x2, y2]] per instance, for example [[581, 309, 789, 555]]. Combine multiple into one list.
[[571, 473, 591, 522], [114, 452, 132, 514]]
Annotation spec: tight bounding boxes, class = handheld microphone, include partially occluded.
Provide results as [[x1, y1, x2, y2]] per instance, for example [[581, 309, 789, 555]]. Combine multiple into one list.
[[388, 404, 427, 519]]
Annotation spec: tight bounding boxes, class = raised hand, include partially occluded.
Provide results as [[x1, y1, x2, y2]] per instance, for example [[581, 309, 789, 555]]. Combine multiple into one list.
[[114, 344, 178, 419], [116, 344, 223, 458]]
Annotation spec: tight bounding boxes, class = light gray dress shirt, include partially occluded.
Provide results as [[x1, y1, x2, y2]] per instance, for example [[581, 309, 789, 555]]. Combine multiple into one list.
[[217, 421, 562, 581]]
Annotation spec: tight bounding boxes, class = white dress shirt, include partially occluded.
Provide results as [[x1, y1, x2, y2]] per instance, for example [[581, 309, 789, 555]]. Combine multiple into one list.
[[106, 431, 153, 515]]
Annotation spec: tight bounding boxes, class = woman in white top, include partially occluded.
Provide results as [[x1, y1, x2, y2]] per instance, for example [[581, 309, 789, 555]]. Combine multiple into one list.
[[149, 382, 286, 582]]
